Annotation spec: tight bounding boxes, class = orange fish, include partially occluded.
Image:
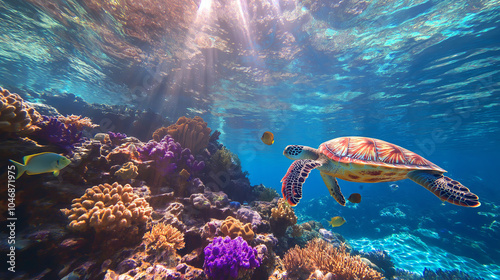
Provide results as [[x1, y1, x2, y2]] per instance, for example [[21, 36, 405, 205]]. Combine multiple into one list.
[[347, 193, 362, 203], [261, 131, 274, 145]]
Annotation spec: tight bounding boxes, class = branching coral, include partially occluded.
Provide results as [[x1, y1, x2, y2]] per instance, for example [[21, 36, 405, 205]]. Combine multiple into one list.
[[56, 114, 98, 130], [204, 236, 262, 280], [0, 87, 42, 136], [209, 146, 239, 173], [114, 161, 139, 180], [283, 239, 384, 280], [33, 114, 98, 150], [61, 182, 152, 232], [152, 116, 211, 154], [270, 198, 297, 237], [220, 216, 254, 241], [143, 223, 185, 253], [138, 135, 204, 188]]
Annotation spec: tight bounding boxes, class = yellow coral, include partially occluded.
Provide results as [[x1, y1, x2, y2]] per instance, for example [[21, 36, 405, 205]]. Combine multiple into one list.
[[283, 239, 384, 280], [143, 223, 185, 252], [0, 87, 42, 136], [61, 182, 152, 232], [114, 161, 139, 180], [152, 116, 211, 154], [270, 198, 297, 237], [220, 216, 254, 241]]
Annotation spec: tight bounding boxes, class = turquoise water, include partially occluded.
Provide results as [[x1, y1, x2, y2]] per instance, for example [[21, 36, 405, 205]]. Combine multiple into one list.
[[1, 0, 499, 279]]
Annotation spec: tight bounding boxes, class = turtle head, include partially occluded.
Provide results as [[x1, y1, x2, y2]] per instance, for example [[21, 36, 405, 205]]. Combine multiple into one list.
[[284, 145, 319, 160]]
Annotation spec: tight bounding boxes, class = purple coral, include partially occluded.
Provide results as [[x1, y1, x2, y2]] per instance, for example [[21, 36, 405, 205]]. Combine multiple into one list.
[[33, 115, 82, 150], [138, 135, 205, 176], [203, 236, 261, 280], [108, 131, 127, 141]]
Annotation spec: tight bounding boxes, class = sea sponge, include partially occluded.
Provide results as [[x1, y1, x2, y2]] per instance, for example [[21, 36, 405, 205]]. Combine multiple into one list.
[[143, 223, 185, 253], [114, 161, 139, 180], [0, 87, 42, 136], [270, 198, 297, 237], [152, 116, 211, 154], [61, 182, 152, 232], [220, 216, 254, 241], [283, 239, 384, 280]]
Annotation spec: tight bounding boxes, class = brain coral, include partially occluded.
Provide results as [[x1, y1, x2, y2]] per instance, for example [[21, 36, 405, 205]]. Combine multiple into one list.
[[220, 216, 254, 241], [0, 87, 42, 136], [143, 223, 185, 252], [152, 116, 211, 154], [61, 182, 152, 232]]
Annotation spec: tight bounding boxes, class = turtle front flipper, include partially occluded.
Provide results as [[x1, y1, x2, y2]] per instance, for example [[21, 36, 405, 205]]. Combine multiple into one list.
[[408, 170, 480, 207], [320, 172, 346, 206], [281, 159, 322, 206]]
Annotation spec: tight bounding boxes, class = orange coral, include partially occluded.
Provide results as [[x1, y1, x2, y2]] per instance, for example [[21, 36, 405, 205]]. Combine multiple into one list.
[[283, 239, 384, 280], [143, 223, 185, 252], [57, 114, 98, 130], [220, 216, 254, 241], [106, 142, 141, 164], [152, 116, 211, 154], [61, 182, 152, 232], [0, 87, 42, 136]]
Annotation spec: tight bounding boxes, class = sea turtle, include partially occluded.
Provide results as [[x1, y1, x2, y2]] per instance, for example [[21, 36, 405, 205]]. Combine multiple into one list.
[[281, 137, 480, 207]]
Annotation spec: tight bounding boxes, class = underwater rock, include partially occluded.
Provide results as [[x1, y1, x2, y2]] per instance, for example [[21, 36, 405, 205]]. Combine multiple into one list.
[[236, 207, 263, 227], [190, 193, 211, 210]]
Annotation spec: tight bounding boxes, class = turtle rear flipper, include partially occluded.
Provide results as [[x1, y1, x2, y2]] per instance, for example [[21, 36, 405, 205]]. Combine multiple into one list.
[[408, 170, 480, 207], [281, 159, 321, 206]]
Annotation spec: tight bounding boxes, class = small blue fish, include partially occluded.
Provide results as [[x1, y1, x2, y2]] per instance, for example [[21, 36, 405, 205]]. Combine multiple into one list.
[[10, 152, 71, 179]]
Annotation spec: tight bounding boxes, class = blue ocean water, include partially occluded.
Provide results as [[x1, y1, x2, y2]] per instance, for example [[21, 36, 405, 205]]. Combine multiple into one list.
[[1, 0, 499, 278]]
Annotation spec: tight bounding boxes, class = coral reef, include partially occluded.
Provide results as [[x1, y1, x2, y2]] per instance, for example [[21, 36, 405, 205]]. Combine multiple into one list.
[[152, 116, 211, 154], [138, 135, 204, 194], [114, 161, 139, 180], [143, 223, 185, 253], [32, 114, 98, 151], [421, 268, 484, 280], [283, 238, 384, 280], [203, 236, 262, 280], [139, 135, 205, 177], [220, 216, 254, 241], [60, 182, 152, 232], [0, 87, 42, 136], [270, 198, 297, 237]]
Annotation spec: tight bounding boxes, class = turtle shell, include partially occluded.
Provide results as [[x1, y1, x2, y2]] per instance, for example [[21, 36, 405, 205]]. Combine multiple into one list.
[[319, 137, 445, 172]]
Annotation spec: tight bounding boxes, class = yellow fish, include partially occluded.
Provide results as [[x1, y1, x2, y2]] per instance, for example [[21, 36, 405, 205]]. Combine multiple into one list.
[[10, 152, 71, 179], [328, 216, 346, 227], [261, 131, 274, 145]]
